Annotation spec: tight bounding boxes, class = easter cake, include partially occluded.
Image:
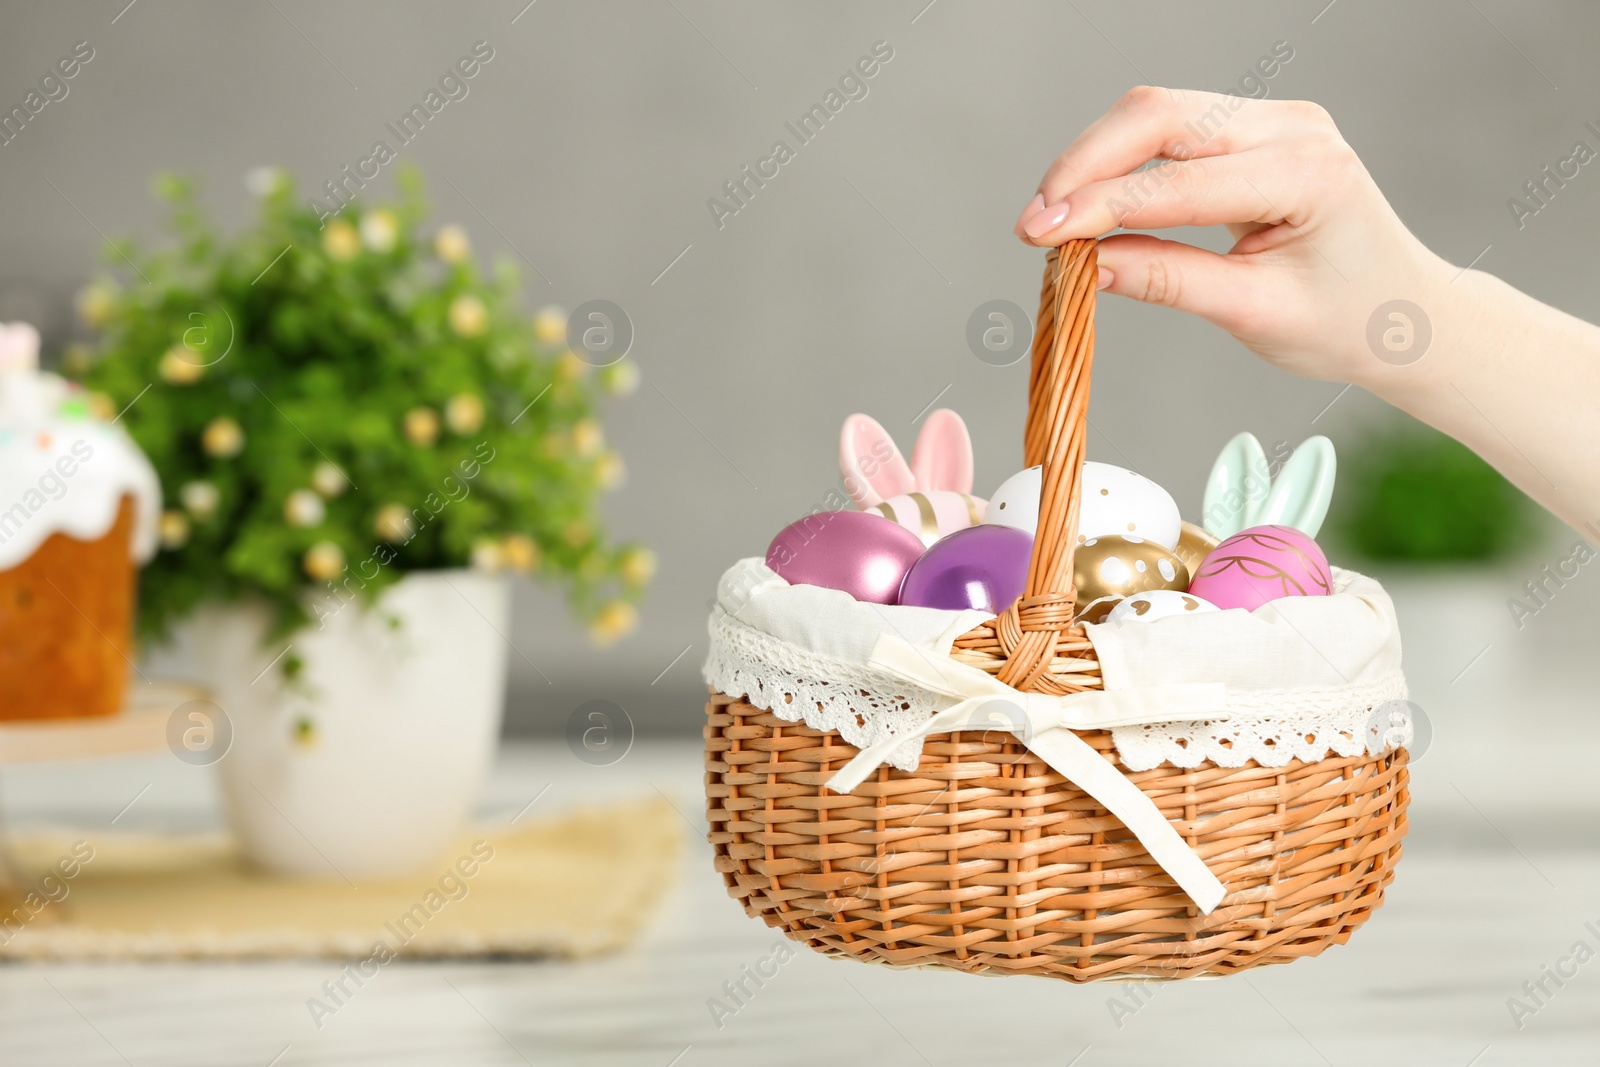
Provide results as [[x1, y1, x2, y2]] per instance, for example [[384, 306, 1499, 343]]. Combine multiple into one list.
[[0, 324, 160, 720]]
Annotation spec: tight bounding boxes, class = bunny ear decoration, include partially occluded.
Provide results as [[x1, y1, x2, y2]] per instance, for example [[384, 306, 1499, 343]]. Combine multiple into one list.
[[840, 413, 916, 508], [1258, 435, 1337, 537], [1202, 432, 1269, 539], [910, 409, 975, 494]]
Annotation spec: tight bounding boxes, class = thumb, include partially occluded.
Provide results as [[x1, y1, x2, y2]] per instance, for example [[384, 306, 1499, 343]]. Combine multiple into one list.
[[1094, 234, 1270, 337]]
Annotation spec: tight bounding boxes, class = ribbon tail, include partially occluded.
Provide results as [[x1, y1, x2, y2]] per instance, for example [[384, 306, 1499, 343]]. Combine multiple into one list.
[[1026, 727, 1226, 914], [825, 700, 1000, 794]]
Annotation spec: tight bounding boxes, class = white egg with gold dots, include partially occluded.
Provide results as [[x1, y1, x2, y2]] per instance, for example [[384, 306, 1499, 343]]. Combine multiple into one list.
[[983, 466, 1042, 533], [984, 461, 1182, 550], [1080, 461, 1182, 549], [1106, 589, 1221, 623]]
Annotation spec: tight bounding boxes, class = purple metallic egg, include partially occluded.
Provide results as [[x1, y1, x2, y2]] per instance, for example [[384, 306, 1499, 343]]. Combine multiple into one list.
[[766, 510, 925, 604], [898, 524, 1034, 612]]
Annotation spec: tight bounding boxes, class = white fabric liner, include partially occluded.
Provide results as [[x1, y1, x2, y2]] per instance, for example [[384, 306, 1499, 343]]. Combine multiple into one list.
[[703, 557, 1410, 773]]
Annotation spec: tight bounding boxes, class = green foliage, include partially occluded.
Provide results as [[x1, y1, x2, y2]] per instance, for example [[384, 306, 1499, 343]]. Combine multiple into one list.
[[1331, 419, 1536, 563], [72, 167, 650, 644]]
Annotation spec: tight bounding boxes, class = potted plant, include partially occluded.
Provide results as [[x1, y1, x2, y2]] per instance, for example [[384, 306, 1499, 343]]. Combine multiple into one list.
[[71, 168, 651, 876]]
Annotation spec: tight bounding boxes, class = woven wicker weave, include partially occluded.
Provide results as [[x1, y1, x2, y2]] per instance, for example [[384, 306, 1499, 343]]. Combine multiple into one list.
[[704, 240, 1410, 981]]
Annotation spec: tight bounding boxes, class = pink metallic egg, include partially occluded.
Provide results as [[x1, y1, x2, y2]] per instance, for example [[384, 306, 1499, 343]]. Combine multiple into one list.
[[868, 490, 987, 548], [1186, 524, 1333, 611], [766, 510, 925, 604]]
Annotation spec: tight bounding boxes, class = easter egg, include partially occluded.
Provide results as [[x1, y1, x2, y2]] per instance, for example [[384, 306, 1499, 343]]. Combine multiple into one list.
[[1081, 462, 1182, 549], [984, 466, 1042, 533], [1106, 589, 1221, 623], [1173, 520, 1222, 576], [1073, 535, 1189, 604], [1075, 595, 1123, 624], [898, 524, 1034, 613], [1186, 524, 1333, 612], [868, 490, 987, 548], [984, 462, 1182, 549], [766, 510, 924, 605]]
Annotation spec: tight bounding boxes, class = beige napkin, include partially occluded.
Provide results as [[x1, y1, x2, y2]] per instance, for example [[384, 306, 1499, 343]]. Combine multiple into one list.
[[0, 798, 681, 960]]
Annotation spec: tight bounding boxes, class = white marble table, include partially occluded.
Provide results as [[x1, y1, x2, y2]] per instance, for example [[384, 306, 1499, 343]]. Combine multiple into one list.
[[0, 731, 1596, 1067]]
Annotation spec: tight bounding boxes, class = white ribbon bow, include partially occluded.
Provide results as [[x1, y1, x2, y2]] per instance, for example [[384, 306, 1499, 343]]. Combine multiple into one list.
[[825, 634, 1233, 914]]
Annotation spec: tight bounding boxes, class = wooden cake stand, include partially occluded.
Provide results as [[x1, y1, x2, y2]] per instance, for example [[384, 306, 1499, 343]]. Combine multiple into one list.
[[0, 681, 208, 919]]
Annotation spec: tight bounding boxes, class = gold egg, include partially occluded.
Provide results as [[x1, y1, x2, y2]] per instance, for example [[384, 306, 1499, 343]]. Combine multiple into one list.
[[1073, 535, 1190, 603], [1174, 521, 1222, 575]]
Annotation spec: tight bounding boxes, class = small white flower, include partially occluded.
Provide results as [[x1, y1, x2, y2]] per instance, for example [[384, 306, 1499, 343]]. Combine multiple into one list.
[[501, 534, 538, 574], [284, 488, 326, 528], [180, 481, 220, 519], [311, 461, 348, 497], [202, 417, 245, 458], [322, 220, 359, 261], [600, 360, 639, 395], [403, 407, 440, 446], [449, 295, 488, 338], [434, 225, 471, 264], [246, 167, 285, 197], [374, 504, 415, 543], [445, 393, 485, 435], [470, 539, 504, 573], [304, 541, 345, 581], [532, 306, 566, 347], [361, 210, 399, 254], [159, 510, 190, 550]]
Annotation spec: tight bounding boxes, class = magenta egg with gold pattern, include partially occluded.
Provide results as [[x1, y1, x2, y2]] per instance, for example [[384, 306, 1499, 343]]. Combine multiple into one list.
[[1187, 524, 1332, 611]]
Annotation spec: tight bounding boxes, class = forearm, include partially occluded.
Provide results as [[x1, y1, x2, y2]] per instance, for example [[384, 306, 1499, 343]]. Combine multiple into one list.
[[1358, 267, 1600, 533]]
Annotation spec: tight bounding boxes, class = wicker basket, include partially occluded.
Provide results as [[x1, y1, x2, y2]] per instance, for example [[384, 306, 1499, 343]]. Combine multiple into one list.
[[703, 240, 1409, 982]]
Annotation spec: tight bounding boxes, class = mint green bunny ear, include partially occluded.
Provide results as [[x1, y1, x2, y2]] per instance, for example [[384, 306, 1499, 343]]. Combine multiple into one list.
[[1202, 432, 1267, 539], [1258, 436, 1337, 537]]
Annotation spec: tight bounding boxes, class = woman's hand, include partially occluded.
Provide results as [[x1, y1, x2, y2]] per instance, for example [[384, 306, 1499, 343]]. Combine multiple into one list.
[[1013, 85, 1600, 532], [1013, 86, 1453, 386]]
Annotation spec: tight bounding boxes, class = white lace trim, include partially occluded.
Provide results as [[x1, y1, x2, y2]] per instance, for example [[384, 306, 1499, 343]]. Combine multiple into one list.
[[704, 608, 1411, 773]]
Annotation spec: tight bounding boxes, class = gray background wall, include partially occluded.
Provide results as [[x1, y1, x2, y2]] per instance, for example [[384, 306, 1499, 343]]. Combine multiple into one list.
[[3, 0, 1598, 735]]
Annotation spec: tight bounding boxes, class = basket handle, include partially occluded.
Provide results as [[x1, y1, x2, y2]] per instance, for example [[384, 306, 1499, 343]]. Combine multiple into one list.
[[991, 239, 1098, 694]]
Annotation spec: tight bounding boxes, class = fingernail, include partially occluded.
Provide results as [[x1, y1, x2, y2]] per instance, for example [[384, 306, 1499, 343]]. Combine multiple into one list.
[[1014, 193, 1045, 232], [1023, 201, 1070, 238], [1097, 267, 1113, 290]]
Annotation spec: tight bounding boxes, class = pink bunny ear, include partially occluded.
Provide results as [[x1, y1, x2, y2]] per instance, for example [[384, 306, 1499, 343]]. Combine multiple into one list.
[[910, 409, 974, 494], [840, 413, 915, 508]]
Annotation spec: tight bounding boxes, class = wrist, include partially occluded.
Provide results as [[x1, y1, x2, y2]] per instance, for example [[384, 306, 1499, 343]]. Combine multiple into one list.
[[1345, 251, 1472, 406]]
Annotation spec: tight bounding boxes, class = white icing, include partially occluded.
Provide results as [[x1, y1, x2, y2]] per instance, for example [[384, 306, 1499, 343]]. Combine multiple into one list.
[[0, 329, 160, 570]]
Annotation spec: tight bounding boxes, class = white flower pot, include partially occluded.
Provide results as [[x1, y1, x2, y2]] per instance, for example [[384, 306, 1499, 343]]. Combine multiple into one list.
[[147, 570, 509, 878]]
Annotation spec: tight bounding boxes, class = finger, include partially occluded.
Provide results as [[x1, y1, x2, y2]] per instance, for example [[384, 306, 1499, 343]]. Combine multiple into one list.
[[1023, 146, 1321, 245], [1093, 233, 1281, 336], [1031, 88, 1331, 209], [1013, 192, 1045, 238]]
